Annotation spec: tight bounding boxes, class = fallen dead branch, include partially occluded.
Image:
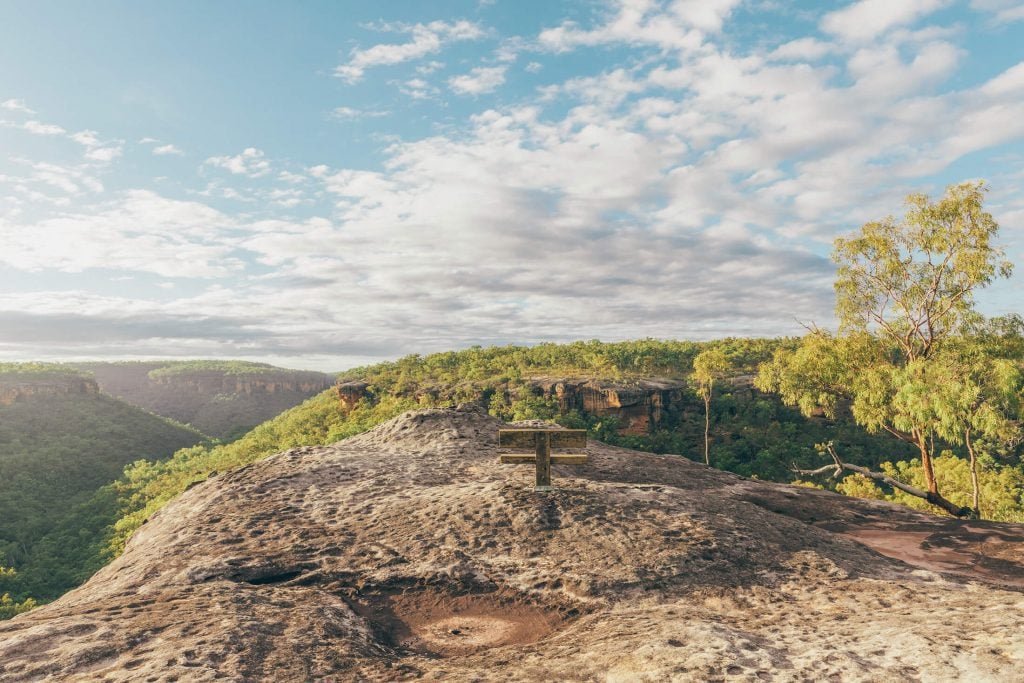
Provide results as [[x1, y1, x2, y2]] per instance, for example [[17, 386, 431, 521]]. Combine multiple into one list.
[[794, 442, 973, 518]]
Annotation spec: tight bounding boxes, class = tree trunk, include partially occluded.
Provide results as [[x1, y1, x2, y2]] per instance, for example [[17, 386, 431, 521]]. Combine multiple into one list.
[[917, 430, 938, 494], [703, 394, 710, 465], [965, 427, 981, 518]]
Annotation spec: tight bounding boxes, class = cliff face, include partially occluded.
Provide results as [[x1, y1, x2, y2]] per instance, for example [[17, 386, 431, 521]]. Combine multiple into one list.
[[0, 377, 99, 407], [525, 377, 686, 435], [337, 381, 371, 411], [337, 377, 688, 435], [3, 405, 1023, 681], [149, 373, 334, 397], [76, 363, 336, 439]]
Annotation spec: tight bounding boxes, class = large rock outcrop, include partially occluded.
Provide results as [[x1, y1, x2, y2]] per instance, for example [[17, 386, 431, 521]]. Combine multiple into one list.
[[2, 405, 1023, 681]]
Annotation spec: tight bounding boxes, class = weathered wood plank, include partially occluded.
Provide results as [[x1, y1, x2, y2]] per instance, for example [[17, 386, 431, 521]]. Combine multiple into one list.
[[498, 429, 587, 450], [499, 454, 589, 464], [535, 431, 551, 489]]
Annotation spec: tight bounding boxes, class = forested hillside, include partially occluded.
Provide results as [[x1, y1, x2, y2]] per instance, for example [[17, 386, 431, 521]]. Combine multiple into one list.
[[74, 360, 335, 439], [0, 364, 204, 607], [6, 330, 1022, 619]]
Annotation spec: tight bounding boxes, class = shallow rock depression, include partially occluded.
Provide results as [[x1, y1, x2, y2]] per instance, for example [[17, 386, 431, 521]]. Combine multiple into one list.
[[3, 404, 1024, 681]]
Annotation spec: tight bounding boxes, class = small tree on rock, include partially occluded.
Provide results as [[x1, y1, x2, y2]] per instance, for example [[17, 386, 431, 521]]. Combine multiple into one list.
[[692, 348, 732, 465]]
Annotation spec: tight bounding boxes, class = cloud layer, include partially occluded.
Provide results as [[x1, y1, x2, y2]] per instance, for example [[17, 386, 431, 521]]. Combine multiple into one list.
[[1, 1, 1022, 369]]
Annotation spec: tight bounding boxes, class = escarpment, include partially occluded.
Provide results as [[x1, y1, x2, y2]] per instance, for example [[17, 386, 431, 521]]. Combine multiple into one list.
[[76, 362, 336, 438], [0, 376, 99, 406]]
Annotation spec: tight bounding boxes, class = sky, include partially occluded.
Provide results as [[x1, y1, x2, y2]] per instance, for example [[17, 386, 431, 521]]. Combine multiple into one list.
[[1, 0, 1022, 372]]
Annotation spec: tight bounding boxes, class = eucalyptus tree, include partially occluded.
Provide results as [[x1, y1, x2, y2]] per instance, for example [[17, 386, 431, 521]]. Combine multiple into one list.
[[692, 348, 732, 465], [758, 181, 1013, 517], [929, 320, 1024, 516]]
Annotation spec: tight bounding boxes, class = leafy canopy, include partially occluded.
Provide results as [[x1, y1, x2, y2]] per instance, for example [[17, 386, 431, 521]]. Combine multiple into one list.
[[833, 181, 1011, 360]]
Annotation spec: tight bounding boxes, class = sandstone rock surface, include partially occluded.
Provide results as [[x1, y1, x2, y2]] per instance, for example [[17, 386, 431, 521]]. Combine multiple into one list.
[[2, 405, 1024, 681]]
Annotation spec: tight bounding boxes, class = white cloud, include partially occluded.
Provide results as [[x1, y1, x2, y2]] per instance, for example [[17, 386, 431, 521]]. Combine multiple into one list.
[[847, 40, 962, 98], [821, 0, 952, 43], [153, 143, 185, 156], [526, 61, 544, 73], [267, 188, 306, 207], [1, 99, 35, 114], [0, 190, 241, 277], [85, 144, 124, 162], [5, 159, 104, 196], [204, 147, 271, 177], [981, 61, 1024, 98], [401, 78, 440, 100], [277, 170, 307, 184], [70, 130, 100, 146], [538, 0, 738, 52], [335, 20, 485, 83], [670, 0, 743, 32], [557, 68, 646, 107], [22, 120, 66, 136], [769, 37, 832, 61], [3, 0, 1023, 367], [416, 60, 445, 75], [448, 66, 507, 95], [331, 106, 390, 119], [971, 0, 1024, 23]]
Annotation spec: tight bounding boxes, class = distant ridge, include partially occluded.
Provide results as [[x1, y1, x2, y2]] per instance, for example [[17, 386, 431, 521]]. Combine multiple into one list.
[[73, 360, 336, 439]]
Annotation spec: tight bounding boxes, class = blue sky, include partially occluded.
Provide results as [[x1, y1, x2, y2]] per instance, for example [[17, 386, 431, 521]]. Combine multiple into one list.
[[1, 0, 1022, 371]]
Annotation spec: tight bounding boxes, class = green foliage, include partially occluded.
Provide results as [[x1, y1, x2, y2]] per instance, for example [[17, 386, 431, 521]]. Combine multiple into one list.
[[76, 360, 335, 440], [0, 391, 203, 608], [835, 473, 885, 500], [107, 392, 418, 555], [758, 182, 1017, 513], [0, 594, 36, 620], [692, 348, 732, 401], [879, 454, 1024, 522], [833, 181, 1012, 359], [790, 479, 825, 490], [692, 348, 734, 464], [341, 338, 786, 392], [146, 360, 324, 379], [0, 362, 88, 382], [509, 396, 561, 422], [0, 567, 37, 619]]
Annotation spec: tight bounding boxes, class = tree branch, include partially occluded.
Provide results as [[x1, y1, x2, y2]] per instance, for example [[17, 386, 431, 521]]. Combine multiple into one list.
[[792, 442, 973, 518]]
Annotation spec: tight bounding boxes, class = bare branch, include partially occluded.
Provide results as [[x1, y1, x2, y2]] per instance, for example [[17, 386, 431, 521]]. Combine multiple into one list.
[[791, 442, 973, 518]]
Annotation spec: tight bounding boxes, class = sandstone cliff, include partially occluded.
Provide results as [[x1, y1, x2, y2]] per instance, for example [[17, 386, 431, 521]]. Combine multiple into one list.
[[0, 376, 99, 407], [2, 405, 1022, 681], [338, 377, 689, 435]]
